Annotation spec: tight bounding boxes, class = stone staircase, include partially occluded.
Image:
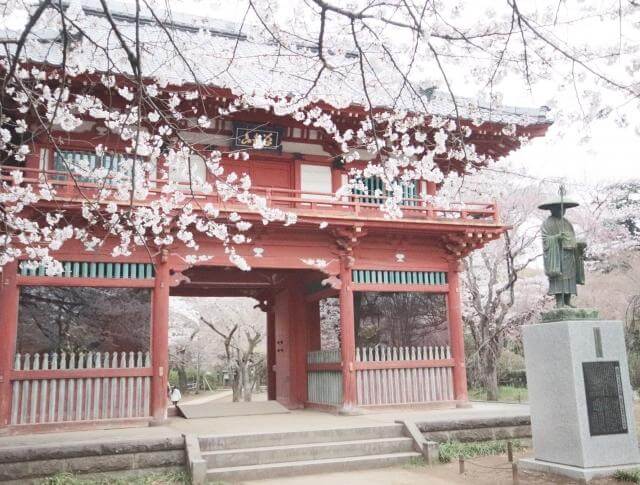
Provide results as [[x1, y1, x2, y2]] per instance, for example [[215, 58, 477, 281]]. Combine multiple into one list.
[[198, 423, 422, 482]]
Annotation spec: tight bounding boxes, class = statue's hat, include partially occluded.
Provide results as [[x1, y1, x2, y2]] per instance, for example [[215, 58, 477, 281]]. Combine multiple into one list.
[[538, 198, 579, 210]]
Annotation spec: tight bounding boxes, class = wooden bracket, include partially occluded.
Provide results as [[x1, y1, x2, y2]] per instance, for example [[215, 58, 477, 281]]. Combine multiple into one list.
[[442, 230, 501, 258]]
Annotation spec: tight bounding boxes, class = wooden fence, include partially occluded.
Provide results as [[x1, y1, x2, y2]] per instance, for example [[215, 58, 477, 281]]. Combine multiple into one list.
[[355, 346, 454, 406], [306, 350, 342, 406], [10, 351, 152, 425]]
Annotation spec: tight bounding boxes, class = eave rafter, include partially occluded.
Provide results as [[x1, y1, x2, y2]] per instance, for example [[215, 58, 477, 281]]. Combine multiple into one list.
[[441, 230, 502, 258]]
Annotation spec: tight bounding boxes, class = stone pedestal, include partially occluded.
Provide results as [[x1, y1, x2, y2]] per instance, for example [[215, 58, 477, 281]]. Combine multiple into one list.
[[519, 320, 640, 482]]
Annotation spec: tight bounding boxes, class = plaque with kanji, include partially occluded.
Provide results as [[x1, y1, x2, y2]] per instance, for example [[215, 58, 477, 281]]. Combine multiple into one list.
[[232, 122, 283, 152], [583, 361, 628, 436]]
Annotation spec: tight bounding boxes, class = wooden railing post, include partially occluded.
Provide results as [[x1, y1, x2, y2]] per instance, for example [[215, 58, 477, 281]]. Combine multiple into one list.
[[0, 261, 19, 428], [150, 251, 170, 424]]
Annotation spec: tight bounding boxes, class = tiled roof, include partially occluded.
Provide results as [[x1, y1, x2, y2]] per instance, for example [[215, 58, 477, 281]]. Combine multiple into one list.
[[3, 0, 550, 126]]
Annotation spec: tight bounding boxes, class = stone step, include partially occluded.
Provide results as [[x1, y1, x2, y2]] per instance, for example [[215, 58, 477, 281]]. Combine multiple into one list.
[[202, 437, 414, 468], [205, 451, 422, 482], [199, 424, 404, 451]]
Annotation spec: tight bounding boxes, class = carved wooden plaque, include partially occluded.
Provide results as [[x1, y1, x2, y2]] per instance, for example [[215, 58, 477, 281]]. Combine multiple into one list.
[[232, 122, 283, 152], [583, 361, 628, 436]]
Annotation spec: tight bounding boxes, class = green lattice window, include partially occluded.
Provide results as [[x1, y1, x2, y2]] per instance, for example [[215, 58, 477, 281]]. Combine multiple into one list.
[[53, 150, 126, 184], [352, 176, 418, 206], [20, 261, 155, 279], [352, 270, 447, 285]]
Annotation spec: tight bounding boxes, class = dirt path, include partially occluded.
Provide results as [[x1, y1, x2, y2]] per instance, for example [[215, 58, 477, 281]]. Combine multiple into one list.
[[250, 450, 621, 485]]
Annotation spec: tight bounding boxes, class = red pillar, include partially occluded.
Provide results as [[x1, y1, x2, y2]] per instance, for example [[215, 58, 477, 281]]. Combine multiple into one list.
[[447, 260, 469, 404], [339, 259, 357, 411], [266, 306, 276, 401], [289, 280, 308, 407], [150, 253, 170, 424], [0, 261, 19, 428]]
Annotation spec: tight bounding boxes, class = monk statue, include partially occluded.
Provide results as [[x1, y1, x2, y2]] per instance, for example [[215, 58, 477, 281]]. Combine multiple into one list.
[[539, 194, 586, 308]]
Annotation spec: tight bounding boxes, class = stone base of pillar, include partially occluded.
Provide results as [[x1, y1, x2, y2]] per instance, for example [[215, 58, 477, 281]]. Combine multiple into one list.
[[455, 400, 473, 409], [149, 417, 169, 427], [338, 405, 363, 416]]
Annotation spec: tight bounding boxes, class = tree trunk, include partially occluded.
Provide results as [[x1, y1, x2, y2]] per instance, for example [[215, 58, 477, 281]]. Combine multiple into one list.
[[243, 364, 252, 402], [194, 351, 202, 394], [231, 368, 242, 402], [177, 366, 188, 392], [479, 345, 499, 401]]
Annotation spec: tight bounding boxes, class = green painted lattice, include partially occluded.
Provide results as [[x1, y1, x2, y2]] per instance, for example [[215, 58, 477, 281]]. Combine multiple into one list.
[[352, 269, 447, 286], [352, 176, 418, 206], [20, 261, 155, 279], [53, 150, 126, 183]]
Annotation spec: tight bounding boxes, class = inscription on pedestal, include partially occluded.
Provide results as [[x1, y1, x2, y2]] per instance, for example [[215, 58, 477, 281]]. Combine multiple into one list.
[[583, 361, 628, 436]]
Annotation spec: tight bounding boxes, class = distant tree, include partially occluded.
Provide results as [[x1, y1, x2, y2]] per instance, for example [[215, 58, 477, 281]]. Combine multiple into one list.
[[454, 168, 545, 400], [17, 286, 151, 354], [200, 316, 263, 402], [320, 298, 341, 350], [169, 297, 266, 397], [354, 292, 448, 347]]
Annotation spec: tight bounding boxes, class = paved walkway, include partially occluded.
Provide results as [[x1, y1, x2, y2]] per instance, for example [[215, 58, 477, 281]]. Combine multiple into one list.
[[0, 402, 529, 448], [180, 389, 233, 405], [167, 401, 529, 435]]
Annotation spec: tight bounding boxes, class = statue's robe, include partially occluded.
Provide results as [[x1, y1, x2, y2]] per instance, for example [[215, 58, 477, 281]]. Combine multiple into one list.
[[541, 215, 585, 295]]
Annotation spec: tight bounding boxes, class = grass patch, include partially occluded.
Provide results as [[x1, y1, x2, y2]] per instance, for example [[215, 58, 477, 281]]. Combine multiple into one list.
[[468, 386, 528, 403], [438, 439, 526, 464], [614, 469, 640, 483], [40, 470, 190, 485], [403, 456, 427, 468]]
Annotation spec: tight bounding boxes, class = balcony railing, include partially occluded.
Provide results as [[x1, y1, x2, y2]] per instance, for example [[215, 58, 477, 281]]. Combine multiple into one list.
[[1, 167, 500, 224]]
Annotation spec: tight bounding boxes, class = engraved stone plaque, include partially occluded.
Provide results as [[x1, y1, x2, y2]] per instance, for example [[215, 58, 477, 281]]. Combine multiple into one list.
[[583, 361, 628, 436]]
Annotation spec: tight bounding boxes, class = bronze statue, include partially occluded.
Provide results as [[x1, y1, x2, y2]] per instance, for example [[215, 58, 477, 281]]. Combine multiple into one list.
[[539, 193, 586, 308]]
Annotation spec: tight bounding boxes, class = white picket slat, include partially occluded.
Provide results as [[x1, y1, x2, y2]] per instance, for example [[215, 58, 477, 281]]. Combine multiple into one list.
[[352, 345, 455, 406]]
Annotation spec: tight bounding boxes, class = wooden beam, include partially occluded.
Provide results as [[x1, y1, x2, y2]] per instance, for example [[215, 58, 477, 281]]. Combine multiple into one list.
[[9, 368, 153, 380]]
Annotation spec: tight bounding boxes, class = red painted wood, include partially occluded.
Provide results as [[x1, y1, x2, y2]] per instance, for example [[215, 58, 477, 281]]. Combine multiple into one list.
[[9, 368, 153, 380], [0, 262, 19, 428], [16, 276, 155, 288], [151, 255, 170, 423], [339, 260, 358, 410], [304, 287, 339, 302], [354, 359, 454, 370], [447, 261, 468, 402], [274, 288, 291, 406], [5, 167, 502, 229], [289, 280, 308, 407], [266, 307, 276, 401]]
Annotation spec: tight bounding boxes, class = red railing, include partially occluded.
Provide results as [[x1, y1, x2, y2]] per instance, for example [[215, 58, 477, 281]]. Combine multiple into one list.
[[1, 167, 500, 224]]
